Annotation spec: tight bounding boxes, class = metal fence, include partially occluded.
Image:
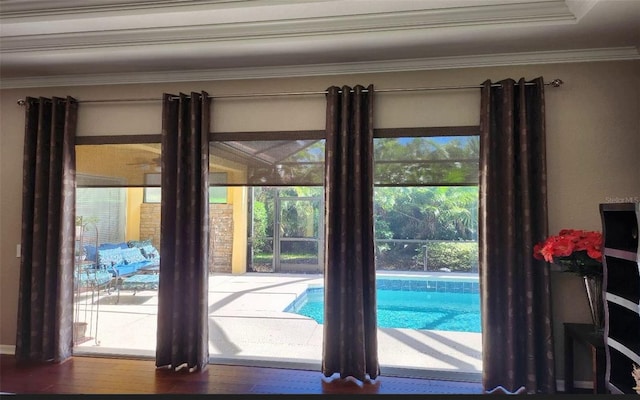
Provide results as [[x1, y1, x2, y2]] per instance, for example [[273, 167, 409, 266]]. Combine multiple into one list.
[[248, 237, 478, 273], [375, 238, 479, 272]]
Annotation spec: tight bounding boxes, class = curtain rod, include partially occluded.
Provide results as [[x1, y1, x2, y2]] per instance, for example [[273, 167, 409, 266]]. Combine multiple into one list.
[[16, 79, 563, 105]]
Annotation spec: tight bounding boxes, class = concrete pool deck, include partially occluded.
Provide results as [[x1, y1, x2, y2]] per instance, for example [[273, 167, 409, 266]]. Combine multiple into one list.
[[74, 272, 483, 382]]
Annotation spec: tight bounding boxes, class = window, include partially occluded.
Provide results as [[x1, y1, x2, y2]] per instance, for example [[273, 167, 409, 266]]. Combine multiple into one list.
[[76, 174, 127, 245], [207, 132, 326, 273], [372, 127, 480, 273], [72, 128, 482, 376]]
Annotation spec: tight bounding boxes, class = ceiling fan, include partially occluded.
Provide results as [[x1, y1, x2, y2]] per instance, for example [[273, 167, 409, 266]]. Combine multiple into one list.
[[126, 156, 161, 171]]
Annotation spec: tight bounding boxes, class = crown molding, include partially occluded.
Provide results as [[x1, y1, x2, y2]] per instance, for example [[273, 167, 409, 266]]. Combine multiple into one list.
[[1, 0, 572, 21], [1, 2, 575, 51], [565, 0, 600, 21], [2, 47, 637, 89], [0, 0, 242, 17]]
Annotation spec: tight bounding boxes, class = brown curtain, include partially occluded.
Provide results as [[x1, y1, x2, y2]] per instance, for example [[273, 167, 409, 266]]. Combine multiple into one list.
[[156, 92, 210, 371], [479, 77, 555, 394], [322, 85, 379, 382], [16, 96, 78, 363]]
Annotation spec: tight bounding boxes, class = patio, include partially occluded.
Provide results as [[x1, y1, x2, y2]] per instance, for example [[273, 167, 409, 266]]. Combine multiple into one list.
[[73, 272, 483, 382]]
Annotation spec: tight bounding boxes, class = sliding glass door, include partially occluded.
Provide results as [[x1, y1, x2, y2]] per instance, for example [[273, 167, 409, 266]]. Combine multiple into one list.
[[73, 141, 162, 356], [372, 128, 483, 379], [71, 127, 482, 381]]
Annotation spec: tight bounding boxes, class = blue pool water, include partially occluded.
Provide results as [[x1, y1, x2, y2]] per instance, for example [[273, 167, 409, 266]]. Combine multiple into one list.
[[285, 279, 481, 333]]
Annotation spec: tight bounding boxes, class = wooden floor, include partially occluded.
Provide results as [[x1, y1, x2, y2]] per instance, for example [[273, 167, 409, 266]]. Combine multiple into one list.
[[0, 354, 484, 395]]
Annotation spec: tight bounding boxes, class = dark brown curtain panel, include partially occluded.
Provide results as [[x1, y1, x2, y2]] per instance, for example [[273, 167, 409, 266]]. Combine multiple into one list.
[[479, 77, 555, 394], [156, 92, 210, 372], [322, 84, 379, 382], [16, 96, 78, 363]]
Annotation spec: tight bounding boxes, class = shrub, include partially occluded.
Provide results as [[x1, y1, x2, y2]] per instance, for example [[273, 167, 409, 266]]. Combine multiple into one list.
[[423, 242, 478, 272], [374, 240, 478, 273]]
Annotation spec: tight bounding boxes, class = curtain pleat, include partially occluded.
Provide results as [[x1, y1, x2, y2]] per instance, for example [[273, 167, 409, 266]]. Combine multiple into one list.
[[322, 84, 379, 382], [16, 96, 77, 363], [479, 77, 555, 394], [156, 91, 210, 371]]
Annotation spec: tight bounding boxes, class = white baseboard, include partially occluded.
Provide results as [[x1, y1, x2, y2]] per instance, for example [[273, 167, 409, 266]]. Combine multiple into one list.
[[0, 345, 15, 355]]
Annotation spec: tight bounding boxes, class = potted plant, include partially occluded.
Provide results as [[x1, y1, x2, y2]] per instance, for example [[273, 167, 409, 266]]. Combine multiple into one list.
[[533, 229, 604, 329]]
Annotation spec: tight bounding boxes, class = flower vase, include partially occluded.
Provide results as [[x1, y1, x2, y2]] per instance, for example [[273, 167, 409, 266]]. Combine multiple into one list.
[[583, 275, 605, 331]]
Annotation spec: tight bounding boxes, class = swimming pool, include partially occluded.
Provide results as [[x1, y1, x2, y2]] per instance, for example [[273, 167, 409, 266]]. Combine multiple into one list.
[[284, 276, 481, 333]]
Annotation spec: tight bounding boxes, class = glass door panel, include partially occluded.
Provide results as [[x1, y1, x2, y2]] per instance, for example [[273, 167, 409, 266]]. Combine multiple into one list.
[[276, 197, 322, 273]]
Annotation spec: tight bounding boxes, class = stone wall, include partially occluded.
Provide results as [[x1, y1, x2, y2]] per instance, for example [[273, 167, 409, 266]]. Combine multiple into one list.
[[139, 203, 162, 249], [139, 203, 234, 273], [209, 204, 233, 273]]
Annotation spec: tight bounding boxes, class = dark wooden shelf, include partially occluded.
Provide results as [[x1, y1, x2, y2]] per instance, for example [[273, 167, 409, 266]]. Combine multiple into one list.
[[600, 202, 640, 395], [563, 322, 606, 394]]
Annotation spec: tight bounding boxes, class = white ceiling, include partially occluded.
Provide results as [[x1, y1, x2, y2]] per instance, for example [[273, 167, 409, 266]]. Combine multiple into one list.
[[1, 0, 639, 88]]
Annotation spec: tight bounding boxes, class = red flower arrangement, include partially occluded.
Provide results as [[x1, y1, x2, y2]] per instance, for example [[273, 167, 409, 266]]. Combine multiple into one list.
[[533, 229, 603, 278]]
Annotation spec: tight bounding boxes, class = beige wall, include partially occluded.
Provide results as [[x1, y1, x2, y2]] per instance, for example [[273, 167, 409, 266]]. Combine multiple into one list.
[[1, 60, 639, 384]]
